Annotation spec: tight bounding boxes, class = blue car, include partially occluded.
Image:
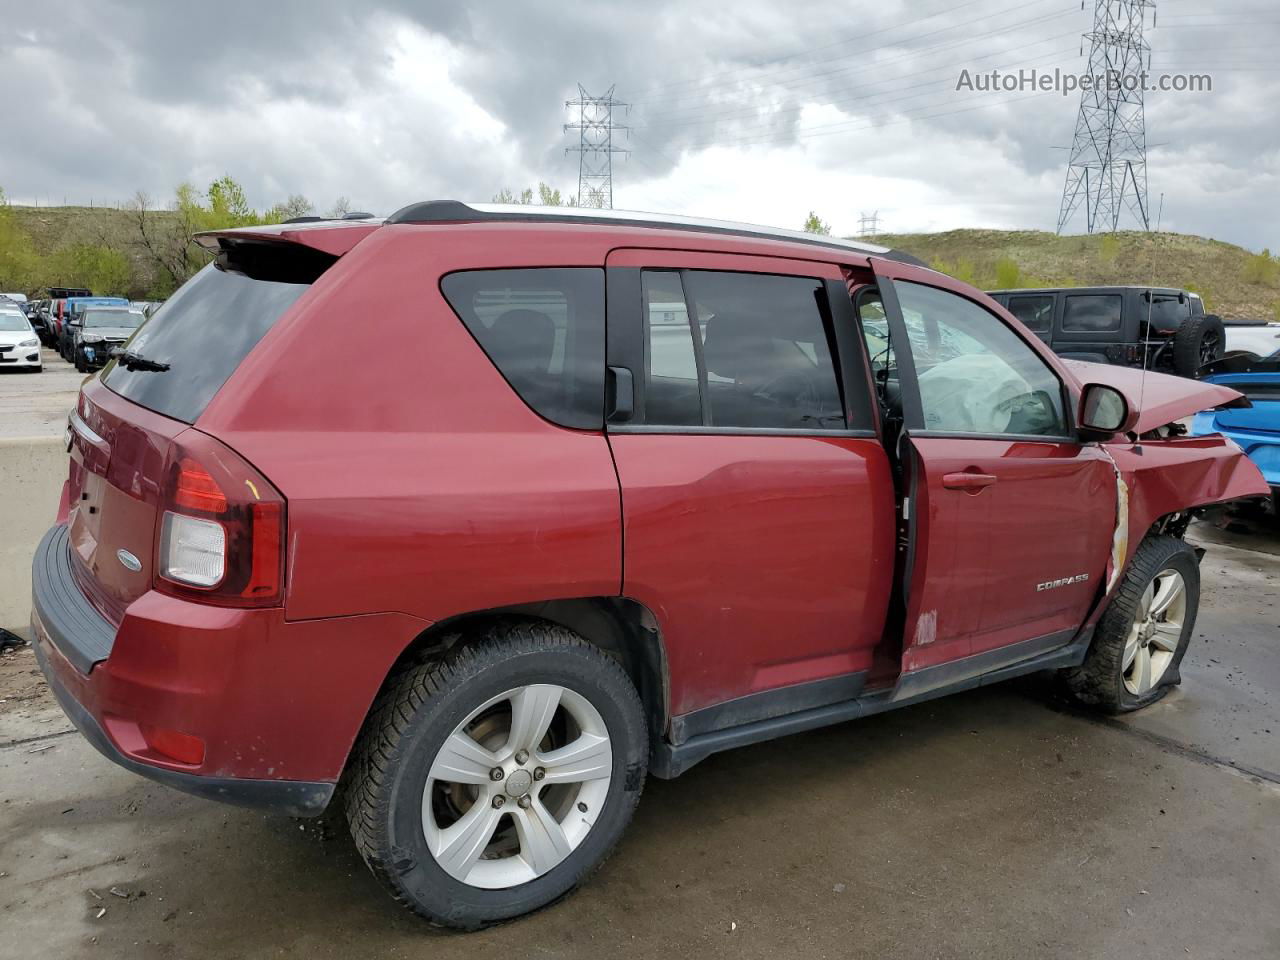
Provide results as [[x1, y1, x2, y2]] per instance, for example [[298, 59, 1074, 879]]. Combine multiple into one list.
[[1192, 349, 1280, 512]]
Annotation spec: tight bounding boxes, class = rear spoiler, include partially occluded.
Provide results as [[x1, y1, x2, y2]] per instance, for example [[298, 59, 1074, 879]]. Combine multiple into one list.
[[193, 221, 380, 258]]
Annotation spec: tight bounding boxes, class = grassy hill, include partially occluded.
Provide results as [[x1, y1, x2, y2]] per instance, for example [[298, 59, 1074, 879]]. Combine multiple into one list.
[[5, 206, 1278, 322], [867, 229, 1280, 323], [7, 204, 182, 298]]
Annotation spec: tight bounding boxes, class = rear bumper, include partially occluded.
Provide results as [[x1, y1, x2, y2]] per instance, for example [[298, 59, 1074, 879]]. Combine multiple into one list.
[[31, 524, 431, 816], [32, 636, 334, 816]]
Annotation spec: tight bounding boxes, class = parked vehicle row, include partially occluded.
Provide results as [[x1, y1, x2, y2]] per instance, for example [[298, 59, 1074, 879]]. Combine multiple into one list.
[[30, 202, 1269, 928], [5, 291, 162, 370]]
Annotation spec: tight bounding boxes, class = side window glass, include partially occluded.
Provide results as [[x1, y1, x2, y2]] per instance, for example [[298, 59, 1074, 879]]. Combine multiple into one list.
[[441, 268, 605, 429], [680, 271, 846, 431], [642, 271, 702, 426], [896, 282, 1068, 437], [1007, 295, 1055, 334], [1063, 294, 1122, 332]]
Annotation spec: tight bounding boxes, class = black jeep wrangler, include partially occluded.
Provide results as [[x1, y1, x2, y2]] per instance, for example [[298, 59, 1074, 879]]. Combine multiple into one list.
[[986, 285, 1223, 378]]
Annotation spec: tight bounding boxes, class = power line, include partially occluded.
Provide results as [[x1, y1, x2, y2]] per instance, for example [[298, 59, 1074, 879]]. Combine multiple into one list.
[[565, 85, 630, 209], [640, 36, 1081, 134], [659, 48, 1085, 152], [637, 0, 1072, 113], [1057, 0, 1156, 234], [634, 0, 1063, 105]]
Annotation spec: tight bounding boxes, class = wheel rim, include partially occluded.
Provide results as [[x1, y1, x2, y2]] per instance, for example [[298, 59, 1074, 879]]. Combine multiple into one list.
[[1200, 331, 1221, 365], [422, 684, 613, 889], [1122, 567, 1186, 696]]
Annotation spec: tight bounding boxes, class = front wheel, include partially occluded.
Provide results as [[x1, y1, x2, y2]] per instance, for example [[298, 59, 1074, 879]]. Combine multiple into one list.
[[1062, 535, 1199, 713], [345, 622, 648, 929]]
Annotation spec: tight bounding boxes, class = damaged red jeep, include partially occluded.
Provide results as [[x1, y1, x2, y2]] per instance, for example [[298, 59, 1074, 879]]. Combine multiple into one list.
[[31, 202, 1268, 928]]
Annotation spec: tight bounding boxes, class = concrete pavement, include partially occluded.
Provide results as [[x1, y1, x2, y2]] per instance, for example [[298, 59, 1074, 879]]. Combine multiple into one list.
[[1, 523, 1277, 959]]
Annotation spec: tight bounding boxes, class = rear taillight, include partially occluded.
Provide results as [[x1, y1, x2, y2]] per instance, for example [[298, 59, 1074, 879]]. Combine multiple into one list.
[[156, 432, 286, 607]]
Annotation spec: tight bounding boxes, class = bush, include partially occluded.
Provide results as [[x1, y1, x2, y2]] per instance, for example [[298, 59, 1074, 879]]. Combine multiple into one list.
[[994, 256, 1022, 288], [1243, 249, 1278, 287]]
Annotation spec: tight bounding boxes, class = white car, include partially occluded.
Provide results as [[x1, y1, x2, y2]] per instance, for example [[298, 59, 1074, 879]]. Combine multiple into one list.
[[0, 307, 42, 371], [1225, 323, 1280, 358], [0, 292, 29, 304]]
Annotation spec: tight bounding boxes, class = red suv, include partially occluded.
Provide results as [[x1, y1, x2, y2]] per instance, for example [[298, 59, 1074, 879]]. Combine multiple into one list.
[[31, 202, 1268, 928]]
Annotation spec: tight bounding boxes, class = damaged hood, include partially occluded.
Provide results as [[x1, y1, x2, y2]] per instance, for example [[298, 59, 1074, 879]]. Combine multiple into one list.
[[1061, 360, 1250, 434]]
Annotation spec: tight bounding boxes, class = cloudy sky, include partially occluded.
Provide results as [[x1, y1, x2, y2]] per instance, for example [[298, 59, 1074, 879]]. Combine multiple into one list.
[[2, 0, 1277, 248]]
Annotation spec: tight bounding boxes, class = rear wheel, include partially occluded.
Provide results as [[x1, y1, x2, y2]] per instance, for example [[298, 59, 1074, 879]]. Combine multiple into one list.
[[1172, 313, 1225, 377], [345, 622, 647, 929], [1062, 535, 1199, 712]]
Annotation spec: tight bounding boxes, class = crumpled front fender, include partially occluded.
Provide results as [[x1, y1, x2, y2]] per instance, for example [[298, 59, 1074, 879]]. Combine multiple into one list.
[[1093, 434, 1268, 605]]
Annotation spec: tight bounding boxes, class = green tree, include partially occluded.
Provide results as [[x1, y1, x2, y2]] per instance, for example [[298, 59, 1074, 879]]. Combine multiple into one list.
[[803, 211, 831, 235], [44, 242, 134, 296], [129, 176, 284, 295], [324, 196, 351, 219], [267, 193, 313, 222]]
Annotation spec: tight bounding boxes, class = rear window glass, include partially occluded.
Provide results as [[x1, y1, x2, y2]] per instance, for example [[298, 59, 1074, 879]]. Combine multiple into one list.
[[1062, 294, 1122, 333], [441, 268, 605, 429], [103, 263, 310, 423], [1148, 296, 1188, 327]]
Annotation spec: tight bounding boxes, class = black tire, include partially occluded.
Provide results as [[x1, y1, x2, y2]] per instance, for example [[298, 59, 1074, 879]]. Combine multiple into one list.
[[1061, 535, 1199, 713], [74, 348, 86, 373], [344, 622, 648, 929], [1172, 313, 1225, 377]]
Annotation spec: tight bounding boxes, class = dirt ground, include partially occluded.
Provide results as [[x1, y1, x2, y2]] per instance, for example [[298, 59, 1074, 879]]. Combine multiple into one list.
[[1, 522, 1277, 960]]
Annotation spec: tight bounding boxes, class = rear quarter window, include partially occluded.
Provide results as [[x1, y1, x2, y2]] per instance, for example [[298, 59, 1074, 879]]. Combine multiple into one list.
[[441, 268, 605, 429], [103, 261, 313, 424], [1062, 294, 1122, 333]]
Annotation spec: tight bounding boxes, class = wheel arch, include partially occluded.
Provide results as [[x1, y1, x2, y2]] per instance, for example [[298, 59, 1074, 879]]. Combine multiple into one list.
[[342, 596, 671, 781]]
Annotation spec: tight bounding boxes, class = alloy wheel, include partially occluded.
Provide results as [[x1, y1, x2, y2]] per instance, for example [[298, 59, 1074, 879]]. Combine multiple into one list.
[[1122, 567, 1186, 696], [422, 684, 612, 889]]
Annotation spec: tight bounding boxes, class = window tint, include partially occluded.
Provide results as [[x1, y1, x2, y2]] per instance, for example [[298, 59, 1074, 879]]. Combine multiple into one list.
[[639, 270, 844, 431], [442, 268, 605, 429], [104, 263, 311, 424], [642, 271, 702, 426], [896, 282, 1068, 437], [1007, 294, 1054, 334], [1062, 294, 1122, 332], [1148, 296, 1188, 327]]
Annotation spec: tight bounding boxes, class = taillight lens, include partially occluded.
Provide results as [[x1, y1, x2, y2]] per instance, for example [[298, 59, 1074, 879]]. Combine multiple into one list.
[[155, 432, 286, 607]]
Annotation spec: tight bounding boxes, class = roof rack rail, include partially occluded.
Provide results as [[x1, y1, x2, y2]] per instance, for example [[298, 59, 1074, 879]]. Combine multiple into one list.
[[283, 216, 325, 224], [342, 211, 376, 220], [383, 200, 923, 265]]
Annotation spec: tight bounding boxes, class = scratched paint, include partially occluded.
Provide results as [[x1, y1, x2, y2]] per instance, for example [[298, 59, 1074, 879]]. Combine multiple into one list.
[[915, 608, 938, 646]]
